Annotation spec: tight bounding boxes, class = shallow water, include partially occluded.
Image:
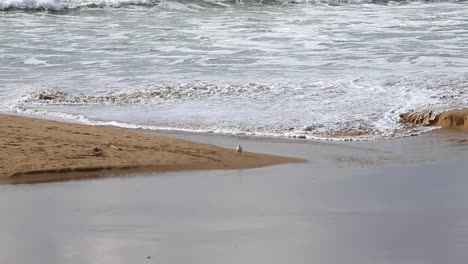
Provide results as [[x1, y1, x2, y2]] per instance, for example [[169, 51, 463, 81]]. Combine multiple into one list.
[[0, 158, 468, 264], [1, 1, 468, 139], [1, 132, 468, 264]]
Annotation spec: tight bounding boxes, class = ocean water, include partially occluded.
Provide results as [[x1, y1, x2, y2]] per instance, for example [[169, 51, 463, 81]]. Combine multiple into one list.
[[1, 0, 467, 140]]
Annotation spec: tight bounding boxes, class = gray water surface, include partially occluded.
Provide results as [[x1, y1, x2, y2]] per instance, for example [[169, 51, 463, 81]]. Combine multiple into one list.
[[1, 132, 468, 264]]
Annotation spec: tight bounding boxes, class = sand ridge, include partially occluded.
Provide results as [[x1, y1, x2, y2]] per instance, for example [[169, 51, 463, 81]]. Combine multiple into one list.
[[0, 114, 304, 184]]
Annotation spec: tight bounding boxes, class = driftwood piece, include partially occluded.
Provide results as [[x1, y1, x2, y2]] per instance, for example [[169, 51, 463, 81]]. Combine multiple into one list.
[[110, 144, 128, 151]]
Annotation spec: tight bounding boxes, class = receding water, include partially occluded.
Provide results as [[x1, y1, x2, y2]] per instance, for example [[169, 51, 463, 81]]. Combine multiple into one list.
[[1, 1, 468, 139]]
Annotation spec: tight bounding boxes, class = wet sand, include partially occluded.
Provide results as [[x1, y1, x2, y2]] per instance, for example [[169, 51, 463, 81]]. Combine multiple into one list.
[[400, 108, 468, 130], [430, 108, 468, 129], [0, 114, 303, 184], [0, 122, 468, 264]]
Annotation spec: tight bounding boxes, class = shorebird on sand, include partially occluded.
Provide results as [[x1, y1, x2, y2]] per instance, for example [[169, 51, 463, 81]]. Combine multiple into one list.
[[236, 144, 243, 154]]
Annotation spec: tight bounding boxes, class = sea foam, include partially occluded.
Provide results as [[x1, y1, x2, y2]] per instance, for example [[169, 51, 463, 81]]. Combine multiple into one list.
[[0, 0, 158, 11], [13, 76, 468, 141], [0, 0, 457, 11]]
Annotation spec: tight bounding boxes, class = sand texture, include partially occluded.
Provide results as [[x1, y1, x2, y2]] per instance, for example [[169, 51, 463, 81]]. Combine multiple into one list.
[[0, 114, 303, 184], [430, 109, 468, 129], [399, 108, 468, 130]]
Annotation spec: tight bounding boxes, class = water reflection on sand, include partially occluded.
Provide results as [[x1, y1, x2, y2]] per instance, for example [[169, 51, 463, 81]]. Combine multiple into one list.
[[1, 130, 468, 264]]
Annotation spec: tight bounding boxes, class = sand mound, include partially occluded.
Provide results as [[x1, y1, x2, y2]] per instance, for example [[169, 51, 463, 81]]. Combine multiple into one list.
[[430, 109, 468, 129], [400, 108, 468, 130]]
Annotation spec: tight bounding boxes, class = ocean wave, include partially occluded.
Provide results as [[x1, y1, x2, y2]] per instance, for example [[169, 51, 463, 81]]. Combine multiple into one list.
[[284, 0, 464, 3], [11, 105, 439, 141], [21, 77, 468, 107], [21, 82, 314, 105], [0, 0, 464, 11], [0, 0, 159, 11], [11, 107, 389, 141], [14, 76, 468, 140]]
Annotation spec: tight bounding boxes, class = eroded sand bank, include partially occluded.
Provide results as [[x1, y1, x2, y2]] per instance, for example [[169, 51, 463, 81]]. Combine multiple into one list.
[[400, 108, 468, 130], [430, 108, 468, 129]]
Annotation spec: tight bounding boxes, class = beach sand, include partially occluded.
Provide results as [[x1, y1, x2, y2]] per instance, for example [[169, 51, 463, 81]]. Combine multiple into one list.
[[1, 108, 467, 185], [400, 108, 468, 130], [430, 108, 468, 129], [0, 114, 303, 184]]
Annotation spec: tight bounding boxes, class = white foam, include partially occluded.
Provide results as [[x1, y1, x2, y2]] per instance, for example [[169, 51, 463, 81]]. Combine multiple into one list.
[[2, 1, 467, 141], [11, 75, 468, 141], [12, 107, 237, 135], [23, 57, 48, 65], [283, 0, 371, 4], [0, 0, 156, 11], [8, 107, 353, 140], [0, 0, 453, 11]]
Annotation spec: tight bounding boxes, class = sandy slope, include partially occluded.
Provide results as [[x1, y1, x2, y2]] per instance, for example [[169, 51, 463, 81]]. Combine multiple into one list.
[[0, 114, 303, 184]]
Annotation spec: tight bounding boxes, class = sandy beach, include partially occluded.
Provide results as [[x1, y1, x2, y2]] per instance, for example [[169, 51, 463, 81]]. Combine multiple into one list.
[[0, 114, 303, 184], [1, 109, 467, 184]]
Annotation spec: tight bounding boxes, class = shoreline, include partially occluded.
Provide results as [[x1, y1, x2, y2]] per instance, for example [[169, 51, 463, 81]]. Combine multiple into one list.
[[0, 114, 304, 185], [1, 108, 467, 184]]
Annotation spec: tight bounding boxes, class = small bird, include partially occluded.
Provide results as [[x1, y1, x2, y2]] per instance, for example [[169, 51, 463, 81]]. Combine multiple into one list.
[[236, 144, 243, 154]]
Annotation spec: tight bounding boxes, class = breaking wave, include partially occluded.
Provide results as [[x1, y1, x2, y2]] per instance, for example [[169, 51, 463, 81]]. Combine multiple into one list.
[[0, 0, 159, 11], [14, 77, 468, 140], [22, 82, 316, 105]]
